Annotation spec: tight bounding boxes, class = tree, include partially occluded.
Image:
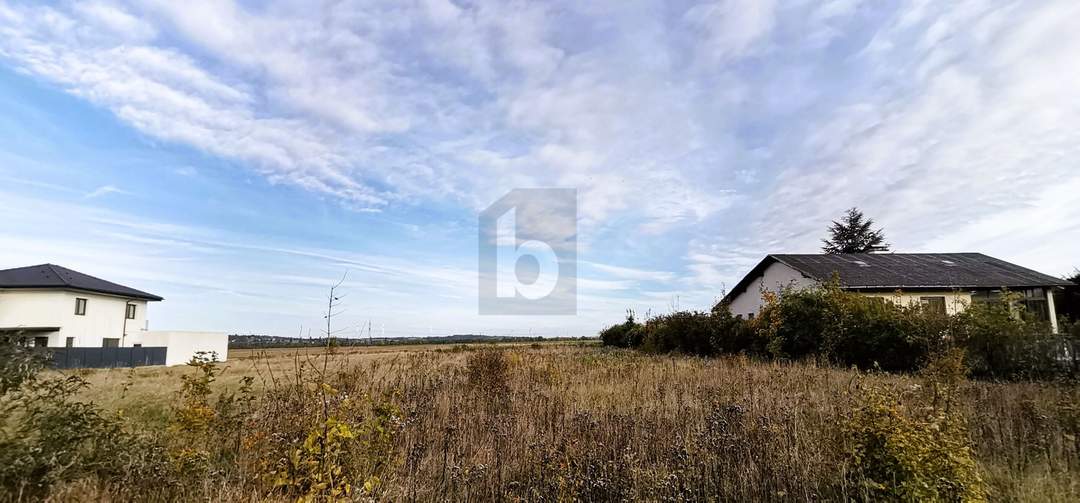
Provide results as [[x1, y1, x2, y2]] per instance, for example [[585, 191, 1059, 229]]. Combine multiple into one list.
[[822, 207, 890, 254]]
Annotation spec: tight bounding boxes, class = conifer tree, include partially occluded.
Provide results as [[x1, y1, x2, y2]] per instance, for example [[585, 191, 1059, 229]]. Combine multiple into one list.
[[822, 207, 890, 254]]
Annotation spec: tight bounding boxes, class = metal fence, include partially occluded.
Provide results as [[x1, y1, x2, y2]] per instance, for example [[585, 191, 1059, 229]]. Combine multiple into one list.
[[48, 347, 167, 369]]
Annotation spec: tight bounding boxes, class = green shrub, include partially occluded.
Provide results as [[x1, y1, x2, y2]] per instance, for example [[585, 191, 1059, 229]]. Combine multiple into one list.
[[950, 294, 1063, 378], [602, 282, 1073, 378], [843, 350, 987, 502], [599, 311, 641, 348], [0, 333, 48, 395], [0, 343, 177, 500], [640, 310, 716, 355], [709, 306, 760, 355]]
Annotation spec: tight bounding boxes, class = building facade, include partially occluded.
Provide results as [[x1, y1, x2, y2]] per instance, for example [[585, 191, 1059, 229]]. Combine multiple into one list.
[[723, 253, 1071, 333], [0, 264, 227, 364], [0, 289, 150, 348]]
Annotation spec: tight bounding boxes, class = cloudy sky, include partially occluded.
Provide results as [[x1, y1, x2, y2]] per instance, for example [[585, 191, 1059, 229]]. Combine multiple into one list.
[[1, 0, 1078, 338]]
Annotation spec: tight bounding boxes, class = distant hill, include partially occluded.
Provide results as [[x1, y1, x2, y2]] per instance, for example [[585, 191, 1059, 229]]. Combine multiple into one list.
[[229, 333, 593, 349]]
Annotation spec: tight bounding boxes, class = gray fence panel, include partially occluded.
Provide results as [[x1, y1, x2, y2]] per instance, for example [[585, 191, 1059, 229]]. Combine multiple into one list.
[[48, 347, 167, 369]]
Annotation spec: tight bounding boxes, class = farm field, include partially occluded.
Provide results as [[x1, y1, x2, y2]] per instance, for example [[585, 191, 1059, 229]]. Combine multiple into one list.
[[42, 342, 1078, 502]]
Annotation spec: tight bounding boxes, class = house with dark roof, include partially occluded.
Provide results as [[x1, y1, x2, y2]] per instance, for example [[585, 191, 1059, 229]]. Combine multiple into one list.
[[0, 264, 226, 365], [722, 253, 1073, 333]]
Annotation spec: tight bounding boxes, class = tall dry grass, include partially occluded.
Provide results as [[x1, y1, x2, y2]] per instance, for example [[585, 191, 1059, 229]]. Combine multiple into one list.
[[14, 343, 1080, 501]]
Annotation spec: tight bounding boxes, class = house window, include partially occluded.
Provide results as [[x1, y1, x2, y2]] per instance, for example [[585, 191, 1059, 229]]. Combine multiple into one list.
[[126, 304, 137, 319], [102, 338, 120, 348], [65, 337, 74, 348], [920, 296, 947, 315], [970, 290, 1002, 305], [75, 297, 87, 315], [34, 337, 49, 347], [133, 343, 142, 348], [1021, 289, 1050, 322]]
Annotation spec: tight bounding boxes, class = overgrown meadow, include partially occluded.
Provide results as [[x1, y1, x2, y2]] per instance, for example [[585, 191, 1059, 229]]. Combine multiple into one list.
[[1, 341, 1078, 502]]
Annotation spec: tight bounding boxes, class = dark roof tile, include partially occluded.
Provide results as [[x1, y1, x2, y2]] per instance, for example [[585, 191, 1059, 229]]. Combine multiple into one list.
[[723, 253, 1071, 303], [0, 264, 163, 301]]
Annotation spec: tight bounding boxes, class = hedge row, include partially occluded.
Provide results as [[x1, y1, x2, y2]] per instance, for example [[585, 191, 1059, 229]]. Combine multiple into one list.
[[600, 284, 1078, 379]]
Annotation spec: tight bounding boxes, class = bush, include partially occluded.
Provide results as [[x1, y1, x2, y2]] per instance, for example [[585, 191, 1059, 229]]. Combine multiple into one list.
[[951, 295, 1069, 379], [601, 283, 1074, 379], [0, 333, 48, 395], [843, 350, 987, 502], [709, 306, 760, 355], [599, 311, 640, 348], [844, 385, 987, 502], [755, 287, 835, 359], [0, 339, 177, 500], [641, 310, 716, 355], [752, 283, 950, 370]]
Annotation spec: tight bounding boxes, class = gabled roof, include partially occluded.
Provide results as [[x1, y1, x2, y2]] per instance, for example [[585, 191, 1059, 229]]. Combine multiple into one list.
[[722, 253, 1072, 304], [0, 264, 163, 301]]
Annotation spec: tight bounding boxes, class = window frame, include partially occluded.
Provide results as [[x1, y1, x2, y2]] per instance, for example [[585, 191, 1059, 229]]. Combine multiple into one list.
[[74, 297, 87, 316], [65, 337, 74, 348], [919, 296, 947, 315], [102, 338, 120, 348], [126, 304, 137, 320]]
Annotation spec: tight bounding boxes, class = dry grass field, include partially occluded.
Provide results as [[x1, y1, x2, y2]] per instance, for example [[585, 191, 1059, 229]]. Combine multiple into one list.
[[45, 342, 1078, 502]]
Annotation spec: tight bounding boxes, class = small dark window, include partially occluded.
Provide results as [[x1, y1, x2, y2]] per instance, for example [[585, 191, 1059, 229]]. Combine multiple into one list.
[[920, 296, 947, 315], [65, 337, 74, 348], [126, 304, 137, 319], [75, 298, 87, 315], [970, 290, 1002, 304], [34, 337, 49, 348], [102, 338, 120, 348], [133, 343, 142, 348]]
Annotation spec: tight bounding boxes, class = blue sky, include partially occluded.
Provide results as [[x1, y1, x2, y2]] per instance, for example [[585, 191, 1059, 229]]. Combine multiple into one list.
[[1, 0, 1078, 338]]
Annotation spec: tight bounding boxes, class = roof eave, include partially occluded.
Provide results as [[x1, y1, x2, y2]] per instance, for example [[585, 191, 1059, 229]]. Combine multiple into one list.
[[843, 283, 1073, 291], [0, 285, 163, 302], [720, 255, 781, 305]]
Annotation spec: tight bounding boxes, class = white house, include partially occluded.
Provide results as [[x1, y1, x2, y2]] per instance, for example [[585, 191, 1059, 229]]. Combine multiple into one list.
[[0, 264, 227, 365], [722, 253, 1072, 333]]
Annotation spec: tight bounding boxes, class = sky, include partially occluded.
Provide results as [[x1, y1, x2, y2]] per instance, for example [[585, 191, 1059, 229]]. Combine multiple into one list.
[[1, 0, 1078, 338]]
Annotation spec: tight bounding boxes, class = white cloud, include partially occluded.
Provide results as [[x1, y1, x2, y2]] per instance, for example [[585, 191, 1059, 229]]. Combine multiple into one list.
[[174, 166, 197, 177], [584, 262, 675, 282], [679, 0, 1080, 293], [84, 185, 130, 198], [0, 0, 755, 230], [684, 0, 777, 62], [1, 0, 1078, 329]]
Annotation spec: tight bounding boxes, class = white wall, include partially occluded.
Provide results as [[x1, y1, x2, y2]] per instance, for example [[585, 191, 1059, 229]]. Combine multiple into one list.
[[60, 291, 149, 348], [0, 290, 68, 328], [0, 289, 149, 347], [726, 262, 978, 318], [142, 331, 228, 366], [727, 261, 818, 317], [860, 291, 972, 315]]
